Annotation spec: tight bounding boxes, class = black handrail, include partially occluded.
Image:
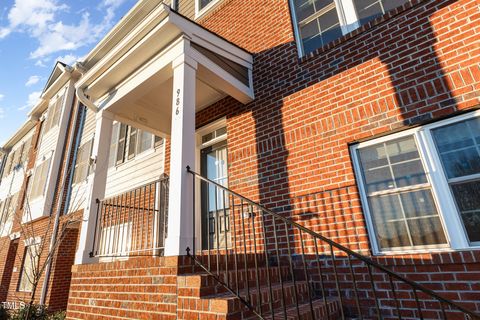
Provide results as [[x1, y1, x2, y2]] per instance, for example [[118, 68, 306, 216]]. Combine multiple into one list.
[[186, 167, 480, 320]]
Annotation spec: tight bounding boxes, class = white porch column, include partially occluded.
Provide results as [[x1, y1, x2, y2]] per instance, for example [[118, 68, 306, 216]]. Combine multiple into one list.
[[164, 54, 198, 256], [74, 109, 114, 264]]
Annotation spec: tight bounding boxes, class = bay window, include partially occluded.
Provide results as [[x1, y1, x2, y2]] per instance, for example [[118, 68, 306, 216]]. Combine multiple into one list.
[[352, 111, 480, 254], [290, 0, 409, 55]]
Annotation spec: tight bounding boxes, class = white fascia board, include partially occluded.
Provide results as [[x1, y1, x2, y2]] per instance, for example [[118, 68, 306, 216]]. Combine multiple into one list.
[[77, 3, 170, 91], [28, 69, 72, 118], [190, 47, 254, 103], [86, 17, 174, 98], [2, 120, 36, 151], [82, 0, 164, 67]]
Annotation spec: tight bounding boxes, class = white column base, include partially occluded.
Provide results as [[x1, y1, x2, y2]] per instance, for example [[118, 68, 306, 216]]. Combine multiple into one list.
[[164, 236, 195, 256]]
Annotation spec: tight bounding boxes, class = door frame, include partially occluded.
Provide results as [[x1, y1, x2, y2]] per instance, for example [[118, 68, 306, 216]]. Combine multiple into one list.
[[194, 117, 228, 253]]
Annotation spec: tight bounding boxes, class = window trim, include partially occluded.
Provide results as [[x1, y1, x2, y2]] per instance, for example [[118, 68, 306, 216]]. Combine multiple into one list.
[[351, 110, 480, 255], [289, 0, 409, 57], [195, 0, 221, 19]]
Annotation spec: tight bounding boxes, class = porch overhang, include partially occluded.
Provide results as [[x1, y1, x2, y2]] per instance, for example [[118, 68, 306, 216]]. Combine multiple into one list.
[[76, 2, 254, 136]]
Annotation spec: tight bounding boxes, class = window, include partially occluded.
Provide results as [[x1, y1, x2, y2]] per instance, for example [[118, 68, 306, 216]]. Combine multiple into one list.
[[3, 151, 15, 177], [354, 0, 409, 25], [0, 194, 16, 236], [110, 122, 162, 167], [127, 127, 138, 160], [44, 94, 64, 133], [196, 0, 219, 16], [72, 139, 93, 184], [116, 124, 128, 165], [431, 118, 480, 244], [290, 0, 409, 55], [18, 243, 40, 292], [352, 112, 480, 253], [29, 158, 51, 200], [20, 137, 33, 165]]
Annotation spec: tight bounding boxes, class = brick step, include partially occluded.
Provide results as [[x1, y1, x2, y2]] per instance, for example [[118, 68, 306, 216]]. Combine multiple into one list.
[[206, 280, 316, 316], [244, 298, 342, 320], [187, 265, 295, 296]]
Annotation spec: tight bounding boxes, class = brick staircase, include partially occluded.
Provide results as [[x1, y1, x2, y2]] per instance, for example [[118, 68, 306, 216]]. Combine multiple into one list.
[[178, 262, 341, 319]]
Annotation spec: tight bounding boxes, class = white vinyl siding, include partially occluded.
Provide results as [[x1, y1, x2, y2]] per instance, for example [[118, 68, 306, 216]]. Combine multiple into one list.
[[352, 111, 480, 254], [290, 0, 409, 56]]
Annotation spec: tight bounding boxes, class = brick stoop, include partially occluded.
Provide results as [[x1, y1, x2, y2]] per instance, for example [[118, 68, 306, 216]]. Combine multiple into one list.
[[177, 266, 341, 320]]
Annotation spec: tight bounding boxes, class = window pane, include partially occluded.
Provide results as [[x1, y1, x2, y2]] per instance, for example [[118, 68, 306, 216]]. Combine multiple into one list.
[[294, 1, 342, 54], [391, 160, 427, 188], [385, 136, 419, 163], [438, 148, 480, 179], [432, 118, 480, 179], [407, 217, 447, 246], [199, 0, 214, 10], [433, 121, 475, 153], [376, 220, 410, 249], [137, 130, 153, 154], [363, 166, 395, 193], [451, 180, 480, 243], [128, 127, 137, 159], [369, 194, 403, 222], [353, 0, 409, 25], [400, 190, 437, 218]]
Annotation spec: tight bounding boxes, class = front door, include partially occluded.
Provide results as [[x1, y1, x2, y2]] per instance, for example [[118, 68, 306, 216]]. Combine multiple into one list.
[[201, 140, 230, 250]]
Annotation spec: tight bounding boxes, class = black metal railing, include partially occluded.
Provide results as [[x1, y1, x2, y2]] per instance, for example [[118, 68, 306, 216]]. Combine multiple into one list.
[[90, 176, 169, 258], [186, 167, 479, 320]]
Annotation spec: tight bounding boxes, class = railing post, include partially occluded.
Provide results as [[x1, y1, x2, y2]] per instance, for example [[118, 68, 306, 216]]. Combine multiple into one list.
[[89, 198, 101, 258]]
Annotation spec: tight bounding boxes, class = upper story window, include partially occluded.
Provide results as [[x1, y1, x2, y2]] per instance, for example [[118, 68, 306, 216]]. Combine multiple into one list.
[[72, 139, 94, 184], [29, 158, 51, 200], [109, 122, 164, 168], [43, 93, 64, 134], [290, 0, 409, 56], [196, 0, 219, 18], [351, 111, 480, 254]]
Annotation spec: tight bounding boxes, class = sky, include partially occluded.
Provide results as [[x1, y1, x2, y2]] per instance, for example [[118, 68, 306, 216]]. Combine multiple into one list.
[[0, 0, 137, 144]]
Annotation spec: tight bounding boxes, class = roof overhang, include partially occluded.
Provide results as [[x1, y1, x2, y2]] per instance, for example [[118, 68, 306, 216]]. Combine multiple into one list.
[[27, 63, 81, 118], [76, 2, 254, 106]]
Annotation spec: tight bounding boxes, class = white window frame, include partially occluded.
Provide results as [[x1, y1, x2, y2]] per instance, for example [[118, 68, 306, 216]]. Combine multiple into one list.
[[351, 110, 480, 255], [195, 0, 221, 19], [290, 0, 412, 57]]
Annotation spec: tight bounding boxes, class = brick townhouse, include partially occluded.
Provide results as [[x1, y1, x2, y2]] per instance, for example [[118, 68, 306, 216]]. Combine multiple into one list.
[[0, 0, 479, 319]]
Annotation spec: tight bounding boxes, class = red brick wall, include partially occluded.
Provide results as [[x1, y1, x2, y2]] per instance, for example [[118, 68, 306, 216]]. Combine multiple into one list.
[[66, 0, 480, 318], [66, 257, 189, 320], [194, 0, 480, 314]]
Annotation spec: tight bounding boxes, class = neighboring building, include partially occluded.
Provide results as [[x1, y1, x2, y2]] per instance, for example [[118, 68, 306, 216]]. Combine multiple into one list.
[[0, 0, 479, 319]]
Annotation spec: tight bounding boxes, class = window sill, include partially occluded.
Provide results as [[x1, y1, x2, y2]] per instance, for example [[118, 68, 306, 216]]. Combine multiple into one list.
[[372, 247, 480, 266], [112, 146, 161, 171], [298, 0, 429, 63]]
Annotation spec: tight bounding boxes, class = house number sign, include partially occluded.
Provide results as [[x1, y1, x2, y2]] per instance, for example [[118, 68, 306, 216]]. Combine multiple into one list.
[[175, 89, 181, 115]]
